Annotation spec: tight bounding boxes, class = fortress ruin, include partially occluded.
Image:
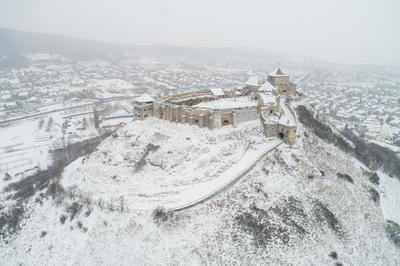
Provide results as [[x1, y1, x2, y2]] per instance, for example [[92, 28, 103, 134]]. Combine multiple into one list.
[[134, 67, 298, 145]]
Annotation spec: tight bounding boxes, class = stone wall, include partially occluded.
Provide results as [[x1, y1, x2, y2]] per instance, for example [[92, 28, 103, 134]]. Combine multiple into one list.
[[268, 75, 296, 95], [151, 100, 255, 130], [268, 76, 289, 85], [263, 123, 279, 138], [236, 107, 259, 124], [279, 125, 297, 145], [134, 103, 153, 120], [277, 83, 296, 95], [262, 122, 296, 145]]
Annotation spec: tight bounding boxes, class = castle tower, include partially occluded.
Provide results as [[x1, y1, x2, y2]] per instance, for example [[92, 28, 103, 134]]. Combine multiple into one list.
[[267, 67, 297, 95], [134, 93, 154, 120]]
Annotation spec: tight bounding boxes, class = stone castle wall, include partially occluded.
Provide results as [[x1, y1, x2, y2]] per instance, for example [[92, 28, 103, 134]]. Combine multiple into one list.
[[134, 103, 153, 120], [236, 107, 259, 124], [263, 123, 279, 138], [152, 101, 259, 129], [262, 122, 296, 145]]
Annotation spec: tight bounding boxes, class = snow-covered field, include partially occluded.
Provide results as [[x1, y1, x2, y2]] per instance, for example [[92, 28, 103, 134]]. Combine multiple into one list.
[[0, 119, 55, 180], [0, 108, 99, 191]]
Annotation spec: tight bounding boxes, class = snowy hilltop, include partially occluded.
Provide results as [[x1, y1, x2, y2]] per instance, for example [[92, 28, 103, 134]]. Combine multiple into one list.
[[1, 100, 399, 265]]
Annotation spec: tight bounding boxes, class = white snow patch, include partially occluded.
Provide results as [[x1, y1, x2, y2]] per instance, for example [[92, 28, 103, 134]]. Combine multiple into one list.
[[379, 171, 400, 225], [195, 97, 257, 110]]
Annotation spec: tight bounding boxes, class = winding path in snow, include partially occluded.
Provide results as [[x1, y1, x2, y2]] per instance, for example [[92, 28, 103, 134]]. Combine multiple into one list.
[[163, 139, 283, 211]]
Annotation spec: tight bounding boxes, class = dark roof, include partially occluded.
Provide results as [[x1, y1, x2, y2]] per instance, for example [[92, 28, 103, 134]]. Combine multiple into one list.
[[268, 67, 288, 77]]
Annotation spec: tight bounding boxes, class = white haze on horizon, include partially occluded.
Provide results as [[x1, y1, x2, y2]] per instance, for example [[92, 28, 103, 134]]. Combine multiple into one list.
[[0, 0, 399, 65]]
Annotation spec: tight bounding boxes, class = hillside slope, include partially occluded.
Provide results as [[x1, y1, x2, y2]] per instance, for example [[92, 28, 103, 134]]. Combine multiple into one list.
[[60, 118, 275, 210], [1, 112, 399, 265]]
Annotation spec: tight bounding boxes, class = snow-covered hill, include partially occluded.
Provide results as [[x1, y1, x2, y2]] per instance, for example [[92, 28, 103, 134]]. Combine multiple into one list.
[[61, 118, 275, 210], [1, 107, 399, 265]]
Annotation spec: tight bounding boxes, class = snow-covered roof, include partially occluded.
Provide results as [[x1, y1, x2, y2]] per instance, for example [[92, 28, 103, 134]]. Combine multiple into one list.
[[195, 97, 257, 109], [268, 67, 288, 77], [209, 88, 225, 96], [258, 81, 277, 93], [257, 93, 276, 104], [245, 76, 263, 87], [135, 93, 154, 103]]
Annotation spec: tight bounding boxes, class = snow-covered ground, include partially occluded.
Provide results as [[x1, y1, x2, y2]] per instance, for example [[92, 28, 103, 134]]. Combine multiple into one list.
[[349, 149, 400, 226], [61, 118, 270, 210], [1, 116, 399, 265], [379, 171, 400, 225], [195, 96, 257, 109]]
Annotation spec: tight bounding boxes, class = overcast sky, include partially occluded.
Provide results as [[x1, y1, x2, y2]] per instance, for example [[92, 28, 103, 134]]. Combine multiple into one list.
[[0, 0, 399, 65]]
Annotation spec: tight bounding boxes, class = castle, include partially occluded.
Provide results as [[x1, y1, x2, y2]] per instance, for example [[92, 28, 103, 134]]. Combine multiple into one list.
[[134, 67, 298, 145]]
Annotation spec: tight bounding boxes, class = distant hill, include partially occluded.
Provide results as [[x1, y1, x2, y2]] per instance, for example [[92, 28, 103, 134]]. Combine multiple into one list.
[[0, 27, 319, 68], [0, 28, 119, 67]]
